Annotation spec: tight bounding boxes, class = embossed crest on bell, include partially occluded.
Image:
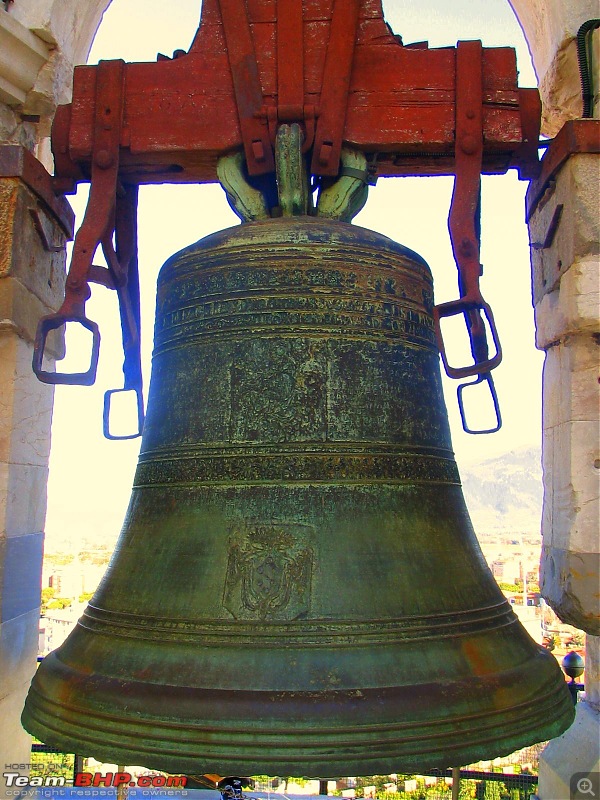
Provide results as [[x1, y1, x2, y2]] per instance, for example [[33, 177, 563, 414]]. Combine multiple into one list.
[[223, 521, 315, 621], [22, 212, 574, 776]]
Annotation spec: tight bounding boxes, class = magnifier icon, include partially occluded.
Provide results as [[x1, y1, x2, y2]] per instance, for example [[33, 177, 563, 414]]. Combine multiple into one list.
[[577, 777, 596, 796]]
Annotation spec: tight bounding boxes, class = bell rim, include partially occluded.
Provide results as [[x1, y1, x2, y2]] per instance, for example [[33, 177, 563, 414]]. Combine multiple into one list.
[[23, 649, 574, 777]]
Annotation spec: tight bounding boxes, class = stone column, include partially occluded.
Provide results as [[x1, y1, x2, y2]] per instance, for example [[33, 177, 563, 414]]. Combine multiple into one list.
[[527, 125, 599, 799], [0, 146, 71, 784]]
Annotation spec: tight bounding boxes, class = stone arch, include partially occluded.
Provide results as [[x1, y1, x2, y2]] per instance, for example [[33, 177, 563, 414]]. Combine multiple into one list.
[[9, 0, 111, 68], [508, 0, 600, 131], [0, 2, 597, 798]]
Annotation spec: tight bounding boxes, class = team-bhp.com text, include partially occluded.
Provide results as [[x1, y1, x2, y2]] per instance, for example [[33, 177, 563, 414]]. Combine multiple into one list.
[[3, 773, 187, 788]]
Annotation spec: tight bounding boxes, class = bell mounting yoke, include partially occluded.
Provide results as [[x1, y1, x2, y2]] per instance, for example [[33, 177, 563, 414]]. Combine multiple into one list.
[[35, 0, 545, 435]]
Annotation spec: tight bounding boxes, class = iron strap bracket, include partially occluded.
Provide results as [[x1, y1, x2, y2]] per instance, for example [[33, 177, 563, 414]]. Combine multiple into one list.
[[526, 118, 600, 221], [220, 0, 358, 177], [310, 0, 360, 176], [255, 0, 315, 154], [219, 0, 275, 176], [434, 41, 502, 378], [433, 40, 502, 433], [271, 0, 317, 154], [101, 184, 144, 440], [33, 59, 126, 385], [276, 0, 303, 123], [33, 60, 144, 436]]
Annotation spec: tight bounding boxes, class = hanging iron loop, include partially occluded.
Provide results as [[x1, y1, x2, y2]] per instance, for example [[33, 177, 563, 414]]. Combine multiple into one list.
[[433, 41, 502, 386], [457, 372, 502, 435], [102, 185, 144, 440], [32, 314, 100, 386]]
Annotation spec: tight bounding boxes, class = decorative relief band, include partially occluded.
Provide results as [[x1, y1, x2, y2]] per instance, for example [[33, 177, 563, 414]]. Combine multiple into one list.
[[162, 251, 432, 308], [155, 320, 435, 355], [155, 258, 435, 351], [159, 268, 431, 311], [155, 298, 435, 353], [133, 451, 460, 486], [80, 601, 517, 646]]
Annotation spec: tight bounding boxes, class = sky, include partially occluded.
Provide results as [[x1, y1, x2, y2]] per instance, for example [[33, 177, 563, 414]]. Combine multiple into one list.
[[44, 0, 543, 550]]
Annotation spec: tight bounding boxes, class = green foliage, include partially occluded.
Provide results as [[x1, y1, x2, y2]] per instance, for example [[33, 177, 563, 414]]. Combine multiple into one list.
[[482, 781, 506, 800], [41, 587, 56, 613], [44, 553, 74, 566], [251, 775, 520, 800], [46, 597, 72, 609], [30, 752, 75, 780], [346, 778, 455, 800], [78, 591, 94, 603], [78, 550, 111, 565], [498, 583, 520, 593], [542, 633, 560, 651], [459, 780, 478, 799]]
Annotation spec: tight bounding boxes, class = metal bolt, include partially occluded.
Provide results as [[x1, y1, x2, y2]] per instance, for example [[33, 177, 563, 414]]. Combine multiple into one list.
[[251, 140, 265, 162], [460, 135, 478, 155], [319, 142, 333, 165], [95, 149, 114, 169], [460, 238, 475, 257]]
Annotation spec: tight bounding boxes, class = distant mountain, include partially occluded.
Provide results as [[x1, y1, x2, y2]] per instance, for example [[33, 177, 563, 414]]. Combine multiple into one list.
[[458, 445, 543, 536]]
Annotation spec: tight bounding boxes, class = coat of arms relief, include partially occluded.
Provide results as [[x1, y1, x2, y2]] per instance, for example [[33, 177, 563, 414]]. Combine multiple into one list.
[[223, 521, 315, 621]]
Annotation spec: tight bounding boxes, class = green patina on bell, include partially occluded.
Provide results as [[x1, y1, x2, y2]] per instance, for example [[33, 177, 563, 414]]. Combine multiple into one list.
[[22, 130, 574, 776]]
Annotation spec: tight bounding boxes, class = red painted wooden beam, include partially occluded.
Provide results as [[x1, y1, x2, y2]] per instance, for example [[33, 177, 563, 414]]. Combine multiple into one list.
[[52, 0, 539, 189]]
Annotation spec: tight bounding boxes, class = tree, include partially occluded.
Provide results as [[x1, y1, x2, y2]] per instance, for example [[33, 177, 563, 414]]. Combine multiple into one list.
[[41, 587, 56, 613], [498, 583, 520, 593], [542, 633, 560, 652], [30, 751, 77, 781], [458, 780, 478, 799], [483, 781, 503, 800], [47, 597, 72, 609]]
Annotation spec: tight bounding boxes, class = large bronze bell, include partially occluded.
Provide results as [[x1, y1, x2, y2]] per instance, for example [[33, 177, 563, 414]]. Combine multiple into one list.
[[23, 211, 573, 775]]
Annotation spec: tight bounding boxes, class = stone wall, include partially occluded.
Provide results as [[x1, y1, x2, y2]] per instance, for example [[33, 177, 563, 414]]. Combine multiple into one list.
[[0, 158, 72, 785], [0, 3, 82, 784], [527, 129, 599, 797]]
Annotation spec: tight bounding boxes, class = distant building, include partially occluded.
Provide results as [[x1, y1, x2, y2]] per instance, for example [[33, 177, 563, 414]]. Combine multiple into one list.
[[46, 559, 106, 599], [40, 602, 86, 655], [491, 558, 522, 584]]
